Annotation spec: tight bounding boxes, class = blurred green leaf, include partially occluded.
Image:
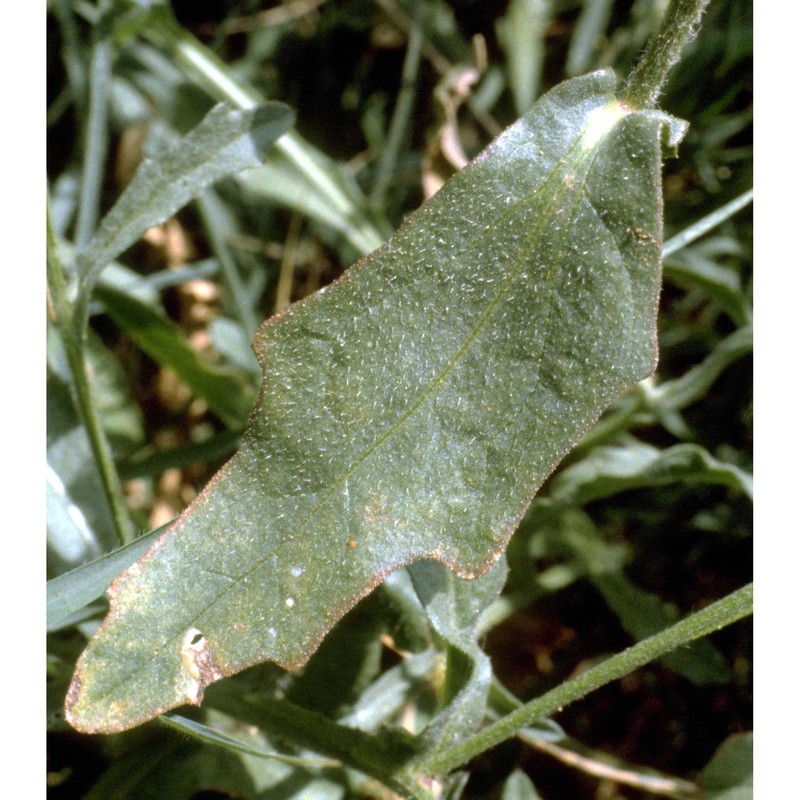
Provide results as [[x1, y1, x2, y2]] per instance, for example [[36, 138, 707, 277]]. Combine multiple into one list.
[[664, 246, 749, 325], [85, 333, 146, 454], [161, 713, 338, 768], [497, 0, 551, 113], [118, 430, 242, 481], [47, 426, 117, 557], [566, 0, 615, 77], [343, 648, 439, 732], [47, 524, 166, 630], [501, 769, 544, 800], [237, 152, 386, 257], [47, 462, 104, 576], [653, 325, 752, 411], [76, 101, 294, 286], [554, 508, 732, 684], [592, 572, 732, 684], [698, 732, 753, 800], [96, 284, 255, 428], [549, 441, 753, 505], [65, 70, 687, 734], [284, 592, 386, 718], [78, 731, 259, 800]]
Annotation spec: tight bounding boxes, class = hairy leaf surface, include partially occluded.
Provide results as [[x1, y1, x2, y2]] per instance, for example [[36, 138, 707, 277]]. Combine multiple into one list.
[[67, 70, 684, 733]]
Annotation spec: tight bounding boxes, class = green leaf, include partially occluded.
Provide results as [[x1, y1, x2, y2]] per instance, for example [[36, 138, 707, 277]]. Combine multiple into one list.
[[698, 732, 753, 800], [497, 0, 551, 114], [652, 324, 752, 411], [160, 713, 338, 768], [591, 572, 732, 684], [96, 284, 255, 428], [48, 427, 117, 556], [565, 0, 615, 77], [501, 769, 544, 800], [47, 525, 167, 630], [409, 558, 507, 752], [47, 462, 104, 576], [76, 101, 294, 286], [237, 149, 386, 258], [549, 441, 753, 504], [533, 505, 732, 684], [342, 648, 439, 732], [284, 590, 386, 717], [66, 70, 686, 733], [664, 245, 750, 326], [77, 730, 260, 800], [85, 332, 146, 454]]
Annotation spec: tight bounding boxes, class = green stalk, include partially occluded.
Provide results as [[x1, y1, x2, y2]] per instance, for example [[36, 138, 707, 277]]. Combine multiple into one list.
[[74, 1, 112, 248], [663, 188, 754, 257], [621, 0, 712, 109], [196, 191, 260, 339], [47, 204, 135, 546], [369, 22, 424, 209], [419, 583, 752, 776]]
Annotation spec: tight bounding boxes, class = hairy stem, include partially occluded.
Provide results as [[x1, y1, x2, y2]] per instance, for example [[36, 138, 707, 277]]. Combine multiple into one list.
[[419, 583, 753, 775], [622, 0, 712, 109], [47, 205, 135, 546]]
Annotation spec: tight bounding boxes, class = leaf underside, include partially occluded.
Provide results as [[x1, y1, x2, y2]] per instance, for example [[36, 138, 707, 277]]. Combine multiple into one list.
[[67, 70, 684, 733]]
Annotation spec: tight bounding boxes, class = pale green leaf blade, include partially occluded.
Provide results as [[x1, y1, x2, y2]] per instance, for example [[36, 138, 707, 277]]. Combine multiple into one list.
[[592, 573, 732, 684], [497, 0, 551, 114], [160, 714, 337, 768], [66, 70, 685, 733], [501, 769, 544, 800], [549, 441, 753, 504], [77, 101, 294, 282], [653, 325, 752, 410], [47, 525, 167, 630], [699, 733, 753, 800], [409, 558, 507, 751]]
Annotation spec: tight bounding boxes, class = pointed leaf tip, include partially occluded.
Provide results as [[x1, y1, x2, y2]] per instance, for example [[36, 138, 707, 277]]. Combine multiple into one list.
[[66, 70, 685, 733], [77, 101, 295, 285]]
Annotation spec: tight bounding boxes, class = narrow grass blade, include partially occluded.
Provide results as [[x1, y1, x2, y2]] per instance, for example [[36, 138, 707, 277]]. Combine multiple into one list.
[[47, 524, 168, 629]]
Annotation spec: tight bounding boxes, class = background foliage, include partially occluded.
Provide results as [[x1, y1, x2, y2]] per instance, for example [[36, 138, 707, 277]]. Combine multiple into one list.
[[47, 1, 752, 798]]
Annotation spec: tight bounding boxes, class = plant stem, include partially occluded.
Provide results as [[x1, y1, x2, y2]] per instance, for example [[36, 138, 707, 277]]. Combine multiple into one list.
[[622, 0, 712, 109], [369, 22, 424, 209], [662, 188, 754, 257], [74, 1, 112, 248], [419, 582, 752, 776], [47, 205, 136, 546]]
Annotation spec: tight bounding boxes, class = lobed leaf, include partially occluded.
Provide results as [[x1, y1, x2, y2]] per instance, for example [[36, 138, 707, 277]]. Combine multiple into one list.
[[66, 70, 685, 733]]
